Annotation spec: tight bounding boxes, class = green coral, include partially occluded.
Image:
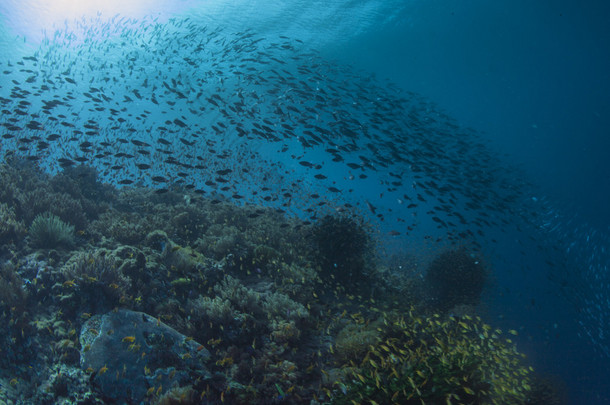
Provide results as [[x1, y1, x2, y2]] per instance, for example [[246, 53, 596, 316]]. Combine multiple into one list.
[[332, 311, 532, 405], [334, 319, 382, 363], [28, 212, 75, 249]]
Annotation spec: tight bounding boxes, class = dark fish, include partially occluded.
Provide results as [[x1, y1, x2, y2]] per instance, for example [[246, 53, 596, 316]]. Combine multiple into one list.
[[174, 118, 188, 128]]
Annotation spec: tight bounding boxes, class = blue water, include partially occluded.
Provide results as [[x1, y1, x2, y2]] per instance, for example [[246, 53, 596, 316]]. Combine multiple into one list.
[[1, 0, 610, 403]]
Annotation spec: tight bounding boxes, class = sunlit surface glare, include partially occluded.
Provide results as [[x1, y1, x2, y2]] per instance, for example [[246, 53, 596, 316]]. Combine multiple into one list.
[[0, 0, 184, 44]]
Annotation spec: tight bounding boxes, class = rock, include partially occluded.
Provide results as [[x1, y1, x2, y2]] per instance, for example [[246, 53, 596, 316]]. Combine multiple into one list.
[[80, 309, 211, 404]]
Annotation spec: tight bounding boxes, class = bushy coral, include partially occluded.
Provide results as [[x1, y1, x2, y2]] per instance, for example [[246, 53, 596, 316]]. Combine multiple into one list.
[[272, 262, 318, 302], [190, 295, 237, 324], [169, 207, 210, 244], [91, 211, 154, 246], [50, 165, 114, 211], [28, 212, 75, 249], [332, 311, 532, 405], [311, 214, 373, 287], [152, 385, 197, 405], [0, 262, 30, 339], [200, 224, 245, 260], [24, 188, 88, 231], [0, 159, 109, 241], [269, 320, 301, 344], [208, 275, 309, 325], [59, 247, 136, 310], [214, 275, 262, 314], [425, 248, 487, 311], [334, 320, 382, 363], [0, 202, 26, 245]]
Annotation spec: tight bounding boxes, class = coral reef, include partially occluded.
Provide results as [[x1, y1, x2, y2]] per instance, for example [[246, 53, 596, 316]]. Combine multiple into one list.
[[0, 161, 538, 405]]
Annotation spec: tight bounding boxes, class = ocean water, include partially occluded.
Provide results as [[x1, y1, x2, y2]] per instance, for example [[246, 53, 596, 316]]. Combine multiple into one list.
[[0, 0, 609, 404]]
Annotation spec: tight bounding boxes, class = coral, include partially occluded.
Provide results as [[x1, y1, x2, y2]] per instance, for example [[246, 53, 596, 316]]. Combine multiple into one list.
[[24, 188, 88, 231], [28, 212, 75, 249], [153, 385, 197, 405], [209, 275, 308, 324], [214, 275, 262, 315], [272, 262, 318, 302], [252, 244, 280, 266], [270, 320, 301, 344], [0, 202, 26, 245], [59, 247, 136, 310], [0, 160, 544, 405], [190, 295, 237, 324], [201, 224, 245, 259], [332, 311, 532, 405], [50, 164, 114, 211], [311, 214, 373, 287], [0, 160, 106, 234], [169, 207, 209, 244], [146, 229, 171, 252], [0, 159, 43, 216], [425, 248, 487, 311], [334, 320, 382, 363], [34, 364, 104, 404], [262, 290, 308, 323], [0, 262, 30, 342], [91, 211, 153, 246], [163, 244, 208, 276]]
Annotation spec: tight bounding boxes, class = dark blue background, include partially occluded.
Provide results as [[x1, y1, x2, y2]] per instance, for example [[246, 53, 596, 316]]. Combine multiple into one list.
[[330, 2, 610, 403], [332, 1, 610, 228]]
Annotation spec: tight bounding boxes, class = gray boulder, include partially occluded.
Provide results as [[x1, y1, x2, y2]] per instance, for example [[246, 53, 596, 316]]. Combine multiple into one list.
[[80, 309, 211, 404]]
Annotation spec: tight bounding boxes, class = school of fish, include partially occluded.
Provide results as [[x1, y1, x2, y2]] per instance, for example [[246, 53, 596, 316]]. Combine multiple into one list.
[[1, 14, 609, 359]]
